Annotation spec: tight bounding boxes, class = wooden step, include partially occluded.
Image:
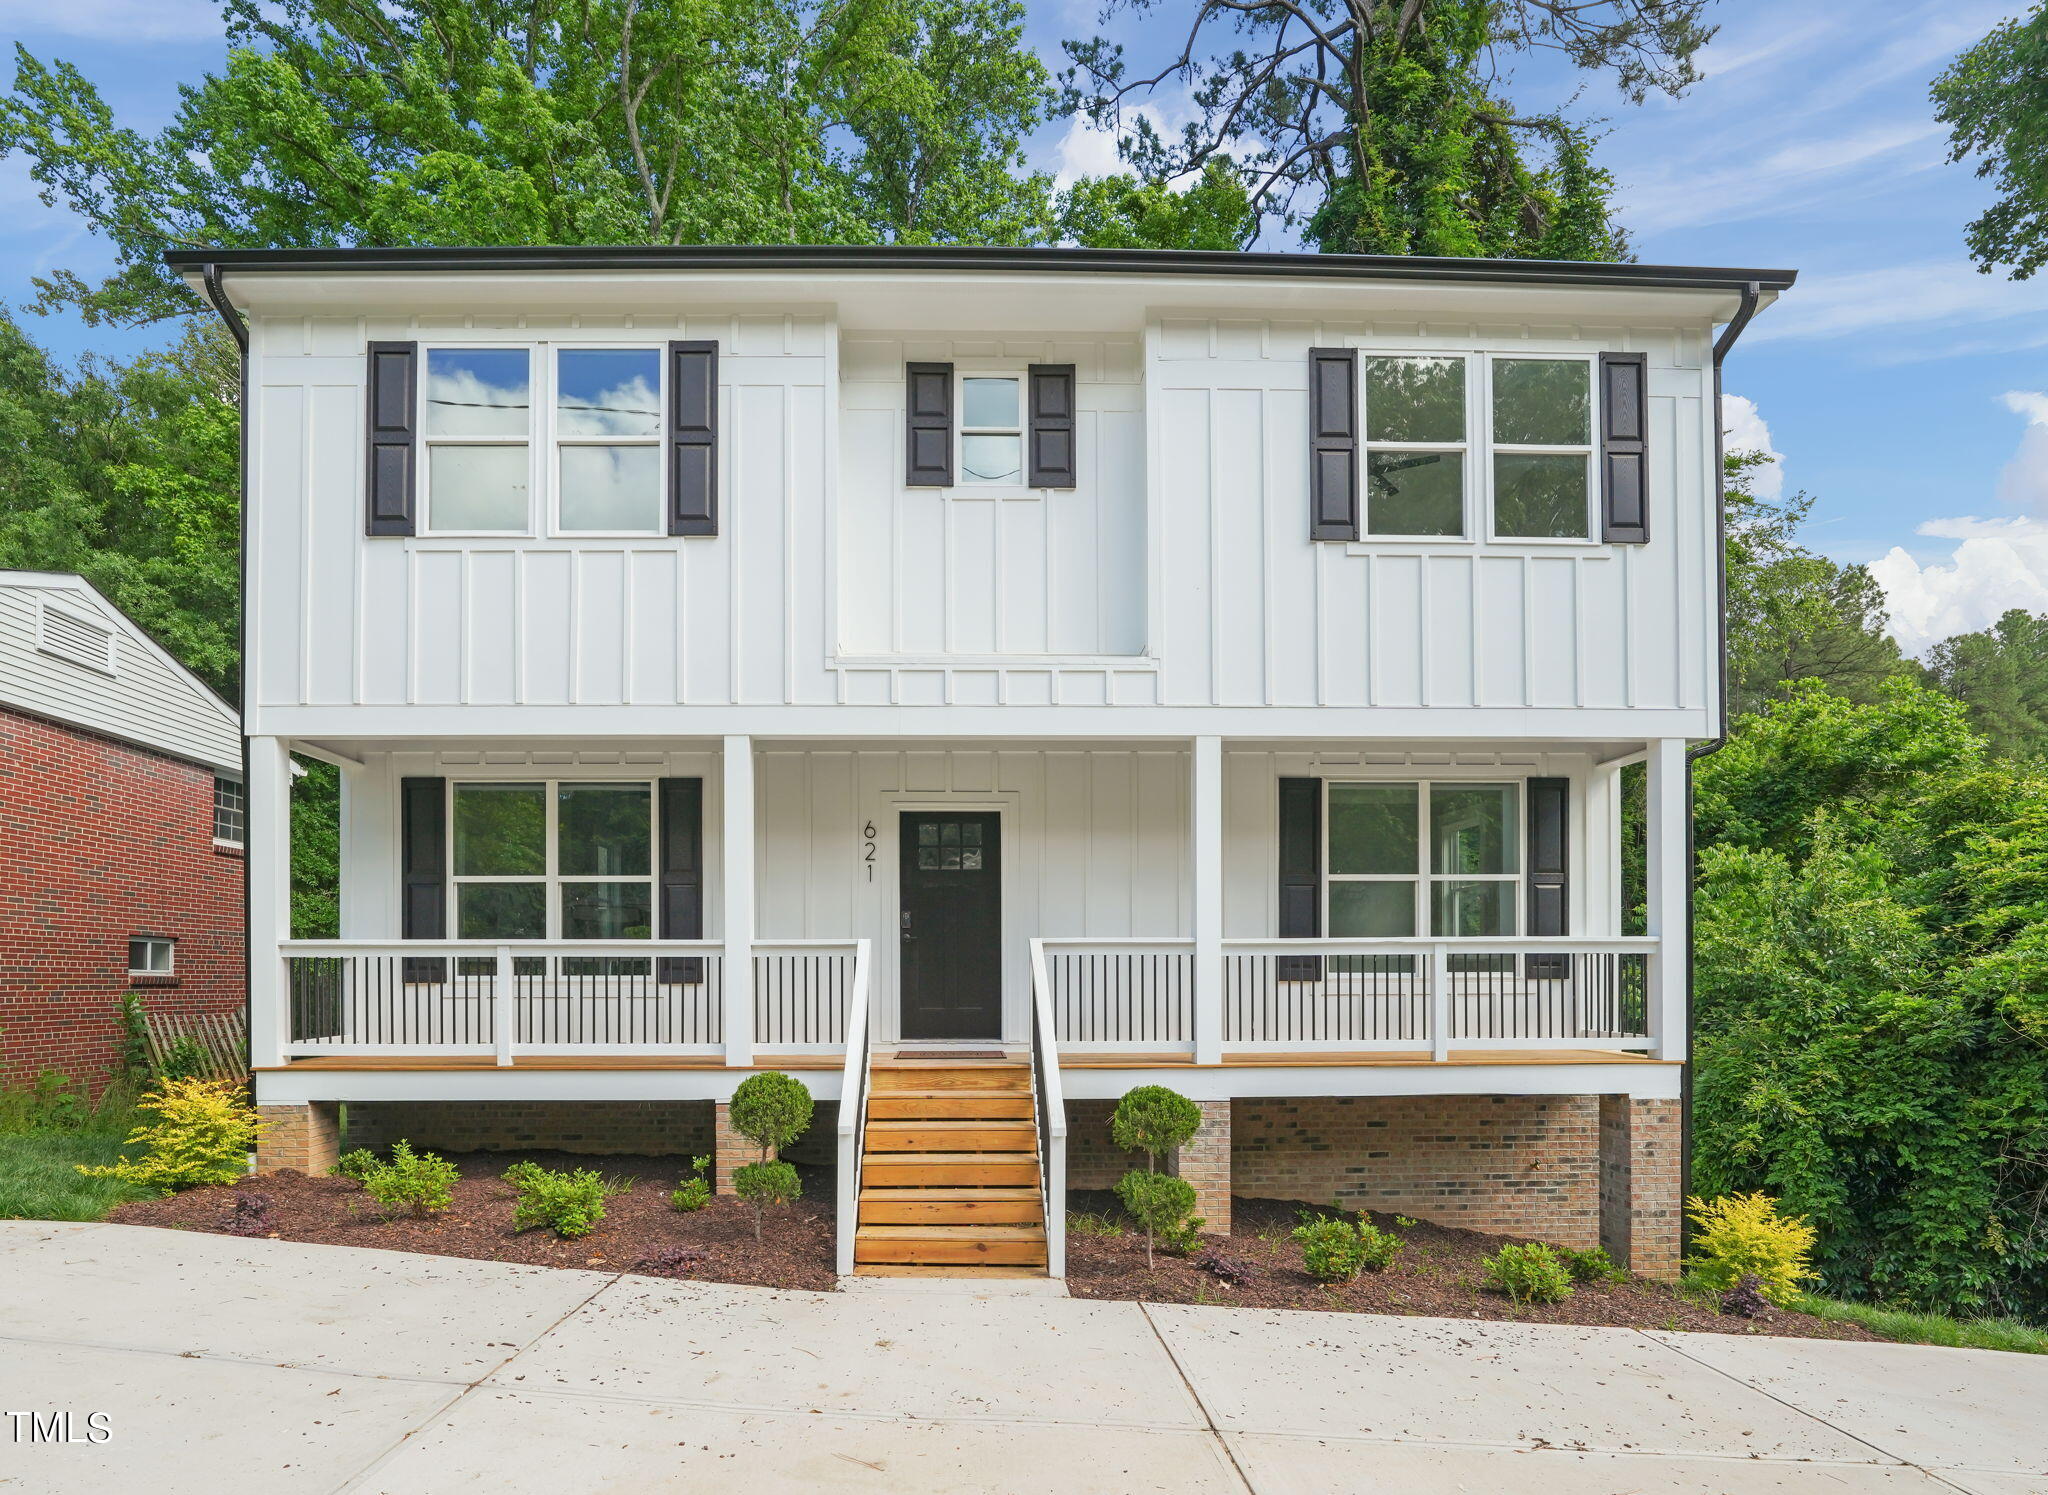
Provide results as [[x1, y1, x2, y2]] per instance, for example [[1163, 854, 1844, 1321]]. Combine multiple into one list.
[[870, 1066, 1031, 1092], [859, 1190, 1044, 1225], [851, 1264, 1049, 1279], [861, 1152, 1039, 1187], [866, 1091, 1035, 1120], [854, 1224, 1048, 1267], [864, 1119, 1036, 1153]]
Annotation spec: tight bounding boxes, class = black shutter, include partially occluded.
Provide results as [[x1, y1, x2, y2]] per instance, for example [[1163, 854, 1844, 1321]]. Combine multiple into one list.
[[1526, 777, 1569, 978], [1599, 352, 1649, 543], [1277, 777, 1323, 981], [1308, 347, 1360, 541], [668, 340, 719, 536], [400, 776, 447, 983], [1027, 364, 1077, 488], [905, 362, 954, 486], [365, 341, 418, 536], [657, 778, 705, 984]]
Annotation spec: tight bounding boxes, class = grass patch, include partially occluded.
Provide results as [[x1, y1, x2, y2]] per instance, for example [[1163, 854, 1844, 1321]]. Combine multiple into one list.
[[1792, 1295, 2048, 1355], [0, 1132, 156, 1220], [1067, 1210, 1127, 1237]]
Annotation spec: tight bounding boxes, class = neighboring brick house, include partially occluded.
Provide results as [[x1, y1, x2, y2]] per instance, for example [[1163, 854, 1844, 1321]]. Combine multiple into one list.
[[0, 572, 243, 1088]]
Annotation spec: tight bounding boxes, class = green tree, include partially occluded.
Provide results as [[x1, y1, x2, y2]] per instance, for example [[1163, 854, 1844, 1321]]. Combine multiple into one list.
[[1933, 5, 2048, 279], [1056, 160, 1257, 250], [1062, 0, 1713, 256], [1922, 610, 2048, 760], [1, 0, 1058, 327]]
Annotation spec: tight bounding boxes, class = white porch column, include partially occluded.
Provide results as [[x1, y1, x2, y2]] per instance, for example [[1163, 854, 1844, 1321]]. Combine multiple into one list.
[[1192, 736, 1224, 1066], [246, 737, 292, 1071], [1644, 738, 1689, 1061], [723, 735, 755, 1067]]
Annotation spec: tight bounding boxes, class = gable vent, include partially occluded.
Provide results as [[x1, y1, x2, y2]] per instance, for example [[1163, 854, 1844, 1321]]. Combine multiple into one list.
[[36, 599, 117, 674]]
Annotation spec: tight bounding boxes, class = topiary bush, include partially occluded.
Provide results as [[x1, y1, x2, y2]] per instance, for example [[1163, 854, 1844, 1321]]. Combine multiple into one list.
[[1684, 1193, 1817, 1306], [507, 1162, 629, 1238], [1115, 1169, 1197, 1267], [1483, 1242, 1575, 1304], [728, 1072, 813, 1163], [1111, 1085, 1203, 1172], [76, 1078, 261, 1193], [359, 1140, 458, 1218], [732, 1159, 801, 1240]]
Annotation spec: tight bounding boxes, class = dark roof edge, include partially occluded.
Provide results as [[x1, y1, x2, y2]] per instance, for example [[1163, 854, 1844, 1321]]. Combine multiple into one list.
[[166, 244, 1795, 293]]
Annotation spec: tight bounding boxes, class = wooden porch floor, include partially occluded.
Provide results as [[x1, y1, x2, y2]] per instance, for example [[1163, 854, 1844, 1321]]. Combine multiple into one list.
[[261, 1048, 1669, 1073]]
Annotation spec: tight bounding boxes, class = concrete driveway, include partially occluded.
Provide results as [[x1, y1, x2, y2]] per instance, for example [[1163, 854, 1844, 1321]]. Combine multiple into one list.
[[1, 1221, 2042, 1493]]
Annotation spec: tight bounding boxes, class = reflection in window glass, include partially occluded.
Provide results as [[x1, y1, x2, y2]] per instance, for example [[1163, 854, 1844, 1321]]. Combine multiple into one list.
[[961, 433, 1023, 485], [1366, 450, 1463, 536], [454, 784, 547, 876], [556, 349, 661, 437], [1432, 879, 1512, 937], [562, 882, 653, 939], [1330, 880, 1415, 938], [458, 882, 547, 939], [557, 785, 651, 876], [1495, 453, 1590, 539], [1365, 356, 1465, 443], [428, 446, 529, 531], [1430, 784, 1518, 875], [962, 377, 1019, 430], [559, 445, 661, 531], [1328, 783, 1418, 874], [425, 349, 530, 437], [1492, 359, 1589, 446]]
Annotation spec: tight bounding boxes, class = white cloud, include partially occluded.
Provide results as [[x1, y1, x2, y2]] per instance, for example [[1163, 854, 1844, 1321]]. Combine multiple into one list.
[[7, 0, 221, 42], [1721, 394, 1783, 500], [1746, 260, 2048, 346], [1868, 517, 2048, 655], [1997, 391, 2048, 512]]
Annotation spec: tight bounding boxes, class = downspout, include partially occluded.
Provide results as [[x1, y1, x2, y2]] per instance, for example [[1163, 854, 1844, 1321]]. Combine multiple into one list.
[[1679, 279, 1761, 1235], [197, 264, 254, 1080]]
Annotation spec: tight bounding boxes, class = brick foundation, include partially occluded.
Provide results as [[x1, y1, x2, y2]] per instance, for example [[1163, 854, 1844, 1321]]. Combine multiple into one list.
[[256, 1102, 340, 1174], [1175, 1100, 1232, 1234], [1065, 1100, 1126, 1189], [1599, 1095, 1682, 1280], [344, 1101, 714, 1159], [713, 1102, 752, 1192]]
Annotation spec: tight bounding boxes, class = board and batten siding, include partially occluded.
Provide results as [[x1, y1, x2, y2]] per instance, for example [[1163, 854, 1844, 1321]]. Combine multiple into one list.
[[1148, 316, 1714, 714], [0, 578, 239, 773]]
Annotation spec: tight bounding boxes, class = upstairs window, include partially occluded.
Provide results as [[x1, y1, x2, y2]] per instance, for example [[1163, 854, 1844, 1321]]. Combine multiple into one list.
[[422, 348, 532, 533], [450, 781, 654, 940], [212, 776, 245, 846], [1362, 356, 1467, 537], [555, 348, 663, 533], [958, 374, 1024, 486], [1491, 357, 1594, 540], [1326, 781, 1521, 938]]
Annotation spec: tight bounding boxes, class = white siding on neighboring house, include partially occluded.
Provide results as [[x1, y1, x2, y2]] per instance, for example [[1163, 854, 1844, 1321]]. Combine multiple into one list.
[[0, 573, 240, 772]]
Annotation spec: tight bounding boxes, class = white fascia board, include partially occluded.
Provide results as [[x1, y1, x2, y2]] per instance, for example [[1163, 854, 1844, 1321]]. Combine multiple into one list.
[[256, 1067, 844, 1106], [1059, 1062, 1682, 1102]]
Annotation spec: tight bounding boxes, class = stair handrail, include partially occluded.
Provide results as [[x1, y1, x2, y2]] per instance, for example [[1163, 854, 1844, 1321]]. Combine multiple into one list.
[[1028, 937, 1068, 1279], [833, 938, 874, 1277]]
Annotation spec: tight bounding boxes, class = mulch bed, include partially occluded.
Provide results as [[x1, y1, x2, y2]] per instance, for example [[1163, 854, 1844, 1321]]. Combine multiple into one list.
[[107, 1150, 836, 1292], [1063, 1191, 1882, 1341]]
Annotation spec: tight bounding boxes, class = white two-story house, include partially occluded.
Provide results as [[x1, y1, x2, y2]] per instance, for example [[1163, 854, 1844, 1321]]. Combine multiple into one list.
[[178, 245, 1788, 1281]]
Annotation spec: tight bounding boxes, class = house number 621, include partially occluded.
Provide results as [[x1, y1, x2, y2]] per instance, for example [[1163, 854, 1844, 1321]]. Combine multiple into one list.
[[861, 821, 877, 882]]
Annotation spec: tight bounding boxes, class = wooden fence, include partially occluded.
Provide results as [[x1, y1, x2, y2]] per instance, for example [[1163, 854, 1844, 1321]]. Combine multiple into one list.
[[142, 1010, 248, 1082]]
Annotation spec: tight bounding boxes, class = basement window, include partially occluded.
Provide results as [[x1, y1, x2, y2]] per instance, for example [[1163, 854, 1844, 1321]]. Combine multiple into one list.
[[128, 937, 176, 980]]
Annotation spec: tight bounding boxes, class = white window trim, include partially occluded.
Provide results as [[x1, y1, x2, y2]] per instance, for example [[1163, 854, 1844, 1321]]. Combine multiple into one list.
[[128, 936, 175, 978], [447, 779, 658, 941], [418, 343, 539, 539], [1356, 350, 1475, 542], [953, 367, 1034, 497], [212, 775, 246, 849], [547, 344, 668, 539], [1484, 351, 1599, 545], [1323, 778, 1523, 939], [35, 597, 118, 675]]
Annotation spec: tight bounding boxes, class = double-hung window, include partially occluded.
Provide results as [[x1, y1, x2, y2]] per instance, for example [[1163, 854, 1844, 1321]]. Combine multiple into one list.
[[449, 781, 654, 941], [1362, 355, 1468, 537], [554, 348, 663, 533], [958, 374, 1024, 486], [1326, 781, 1521, 940], [212, 776, 245, 847], [1490, 356, 1595, 540], [423, 348, 533, 533]]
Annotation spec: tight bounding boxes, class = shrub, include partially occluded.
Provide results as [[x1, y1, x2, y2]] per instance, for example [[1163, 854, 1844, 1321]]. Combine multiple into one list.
[[360, 1141, 457, 1218], [635, 1245, 708, 1278], [732, 1160, 800, 1240], [227, 1192, 274, 1237], [1484, 1242, 1575, 1304], [1115, 1168, 1197, 1267], [1352, 1219, 1403, 1271], [157, 1035, 210, 1082], [508, 1163, 628, 1238], [1685, 1193, 1816, 1307], [1194, 1251, 1257, 1287], [1558, 1245, 1628, 1284], [76, 1078, 261, 1193], [1111, 1086, 1202, 1171], [333, 1148, 381, 1181], [118, 994, 153, 1080], [1291, 1216, 1402, 1280], [1722, 1274, 1774, 1319], [728, 1072, 813, 1162], [669, 1154, 711, 1212]]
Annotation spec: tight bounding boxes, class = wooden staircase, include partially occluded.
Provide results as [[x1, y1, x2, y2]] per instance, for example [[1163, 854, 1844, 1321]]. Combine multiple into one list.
[[853, 1059, 1048, 1277]]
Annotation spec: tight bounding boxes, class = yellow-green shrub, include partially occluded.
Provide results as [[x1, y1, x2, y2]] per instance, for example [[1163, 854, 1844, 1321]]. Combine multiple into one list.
[[76, 1078, 260, 1193], [1685, 1193, 1817, 1305]]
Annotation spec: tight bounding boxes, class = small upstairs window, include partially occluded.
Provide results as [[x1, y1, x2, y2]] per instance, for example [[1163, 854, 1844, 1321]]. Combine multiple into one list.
[[213, 776, 246, 846], [1491, 357, 1595, 540], [1363, 356, 1467, 537], [128, 936, 175, 980], [422, 347, 533, 533], [36, 598, 117, 674], [958, 375, 1025, 486]]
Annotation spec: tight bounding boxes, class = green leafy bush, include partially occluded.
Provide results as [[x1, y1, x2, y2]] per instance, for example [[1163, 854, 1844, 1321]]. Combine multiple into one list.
[[732, 1160, 800, 1240], [1290, 1216, 1402, 1280], [1111, 1086, 1202, 1170], [1115, 1169, 1196, 1267], [1483, 1242, 1575, 1304], [333, 1148, 380, 1181], [1352, 1219, 1403, 1271], [670, 1155, 713, 1213], [75, 1078, 259, 1193], [507, 1162, 628, 1238], [359, 1141, 457, 1218], [1558, 1245, 1628, 1284], [1685, 1193, 1817, 1306], [157, 1035, 210, 1082], [728, 1072, 813, 1161]]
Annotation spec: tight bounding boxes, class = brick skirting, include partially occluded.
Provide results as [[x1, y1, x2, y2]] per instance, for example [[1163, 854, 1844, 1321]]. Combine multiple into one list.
[[344, 1101, 715, 1159], [256, 1102, 340, 1174]]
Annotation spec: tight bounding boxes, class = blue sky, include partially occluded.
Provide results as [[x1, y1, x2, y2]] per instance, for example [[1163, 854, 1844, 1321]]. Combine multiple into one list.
[[7, 0, 2047, 650]]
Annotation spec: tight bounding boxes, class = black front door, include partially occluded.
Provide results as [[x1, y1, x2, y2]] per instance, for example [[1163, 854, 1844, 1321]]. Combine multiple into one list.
[[899, 811, 1002, 1040]]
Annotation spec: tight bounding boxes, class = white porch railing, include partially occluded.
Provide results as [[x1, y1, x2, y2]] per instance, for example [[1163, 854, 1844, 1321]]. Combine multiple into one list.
[[833, 939, 874, 1277], [754, 940, 863, 1054], [1033, 936, 1658, 1058], [1028, 938, 1069, 1279]]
